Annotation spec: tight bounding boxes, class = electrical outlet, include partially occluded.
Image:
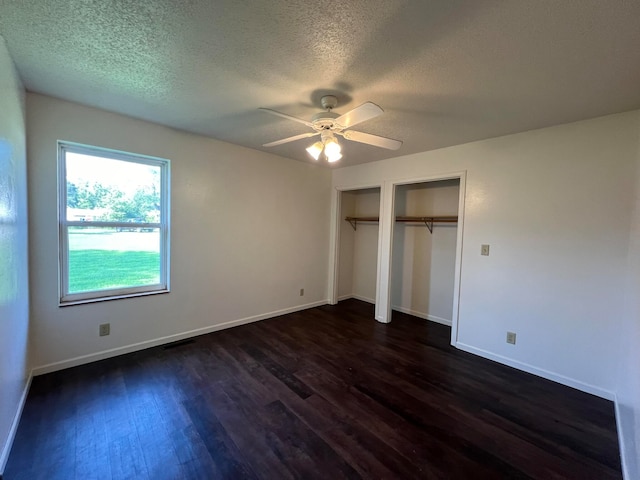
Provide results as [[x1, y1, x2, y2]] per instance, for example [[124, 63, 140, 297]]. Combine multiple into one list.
[[481, 244, 490, 256], [99, 323, 110, 336], [299, 288, 304, 296], [506, 331, 516, 345]]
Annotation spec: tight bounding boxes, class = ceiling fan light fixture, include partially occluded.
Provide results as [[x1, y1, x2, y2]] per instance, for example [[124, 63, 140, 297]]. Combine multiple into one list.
[[326, 151, 342, 163], [306, 141, 323, 160], [324, 137, 341, 157], [261, 95, 402, 163]]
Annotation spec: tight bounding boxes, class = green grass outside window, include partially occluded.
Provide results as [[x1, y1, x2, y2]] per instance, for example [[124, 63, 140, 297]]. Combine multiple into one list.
[[69, 250, 160, 293]]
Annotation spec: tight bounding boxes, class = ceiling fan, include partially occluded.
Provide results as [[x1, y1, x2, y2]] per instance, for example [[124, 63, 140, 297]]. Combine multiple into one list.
[[260, 95, 402, 163]]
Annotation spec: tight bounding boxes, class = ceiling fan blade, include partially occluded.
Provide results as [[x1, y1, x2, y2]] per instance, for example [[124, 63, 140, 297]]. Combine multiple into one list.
[[335, 102, 384, 129], [342, 130, 403, 150], [263, 132, 319, 147], [259, 108, 314, 128]]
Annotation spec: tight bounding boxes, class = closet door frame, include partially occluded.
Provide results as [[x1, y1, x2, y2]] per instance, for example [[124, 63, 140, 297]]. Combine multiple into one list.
[[380, 171, 466, 345], [328, 183, 383, 308], [329, 171, 466, 347]]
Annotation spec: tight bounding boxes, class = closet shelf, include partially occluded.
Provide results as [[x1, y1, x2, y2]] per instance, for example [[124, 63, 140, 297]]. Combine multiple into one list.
[[345, 215, 458, 233]]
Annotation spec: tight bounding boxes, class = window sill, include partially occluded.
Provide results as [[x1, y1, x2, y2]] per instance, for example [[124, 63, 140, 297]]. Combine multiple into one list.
[[59, 288, 170, 307]]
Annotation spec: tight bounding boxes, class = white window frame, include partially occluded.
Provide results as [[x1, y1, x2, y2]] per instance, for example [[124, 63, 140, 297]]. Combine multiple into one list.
[[58, 141, 170, 305]]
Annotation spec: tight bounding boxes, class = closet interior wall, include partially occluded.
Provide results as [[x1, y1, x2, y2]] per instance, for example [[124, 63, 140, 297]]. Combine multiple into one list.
[[392, 180, 460, 325], [338, 188, 380, 303]]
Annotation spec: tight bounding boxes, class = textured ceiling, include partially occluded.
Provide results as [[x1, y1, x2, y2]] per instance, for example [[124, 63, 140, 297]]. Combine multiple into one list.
[[1, 0, 640, 167]]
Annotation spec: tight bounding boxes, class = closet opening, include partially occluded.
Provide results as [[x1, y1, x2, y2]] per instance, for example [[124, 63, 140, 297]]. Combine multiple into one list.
[[390, 179, 461, 333], [336, 187, 382, 306]]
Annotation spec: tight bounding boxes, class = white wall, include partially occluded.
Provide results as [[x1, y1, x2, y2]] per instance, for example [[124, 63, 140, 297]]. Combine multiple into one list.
[[27, 93, 332, 371], [0, 37, 29, 473], [392, 180, 459, 324], [333, 111, 640, 399], [617, 122, 640, 480], [352, 189, 380, 302], [337, 191, 355, 299]]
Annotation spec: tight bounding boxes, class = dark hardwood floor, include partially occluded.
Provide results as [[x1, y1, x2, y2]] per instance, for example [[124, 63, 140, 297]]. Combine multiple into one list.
[[5, 299, 621, 479]]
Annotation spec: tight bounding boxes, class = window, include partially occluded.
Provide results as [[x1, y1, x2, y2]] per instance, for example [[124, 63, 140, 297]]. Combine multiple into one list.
[[58, 141, 170, 305]]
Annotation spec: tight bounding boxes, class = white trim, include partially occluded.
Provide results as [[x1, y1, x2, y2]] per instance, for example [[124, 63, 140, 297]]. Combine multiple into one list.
[[59, 288, 169, 307], [327, 187, 341, 305], [614, 395, 636, 480], [332, 182, 387, 193], [57, 140, 171, 306], [376, 182, 394, 323], [32, 300, 328, 376], [450, 172, 466, 345], [328, 183, 384, 306], [391, 305, 452, 326], [351, 294, 375, 304], [337, 294, 376, 304], [614, 396, 627, 480], [385, 171, 468, 188], [380, 171, 466, 332], [0, 372, 33, 475], [455, 342, 615, 400], [339, 299, 454, 325]]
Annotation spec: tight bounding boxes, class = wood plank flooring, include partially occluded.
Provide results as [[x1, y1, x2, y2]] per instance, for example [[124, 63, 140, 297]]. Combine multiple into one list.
[[4, 299, 622, 479]]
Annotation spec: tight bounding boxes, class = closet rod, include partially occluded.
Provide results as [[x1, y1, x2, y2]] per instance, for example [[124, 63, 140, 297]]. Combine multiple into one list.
[[344, 215, 458, 232], [345, 216, 378, 230], [397, 216, 458, 233]]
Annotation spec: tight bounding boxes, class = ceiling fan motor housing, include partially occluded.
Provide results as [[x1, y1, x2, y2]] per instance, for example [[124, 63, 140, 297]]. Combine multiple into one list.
[[311, 95, 341, 130], [320, 95, 338, 110], [311, 111, 340, 130]]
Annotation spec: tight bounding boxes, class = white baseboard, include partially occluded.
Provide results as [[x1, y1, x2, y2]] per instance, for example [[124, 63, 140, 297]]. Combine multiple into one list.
[[337, 294, 376, 304], [32, 300, 328, 376], [455, 342, 614, 400], [337, 298, 452, 327], [0, 371, 32, 476], [391, 305, 452, 326], [352, 294, 375, 304]]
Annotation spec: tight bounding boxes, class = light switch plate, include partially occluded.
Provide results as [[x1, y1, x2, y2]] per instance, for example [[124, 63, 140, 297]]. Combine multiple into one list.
[[481, 244, 490, 256]]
